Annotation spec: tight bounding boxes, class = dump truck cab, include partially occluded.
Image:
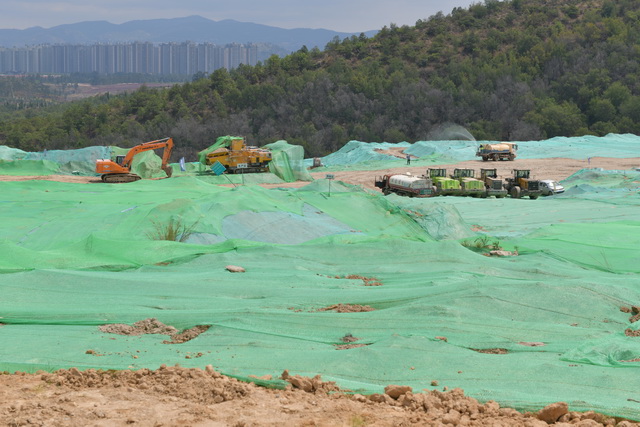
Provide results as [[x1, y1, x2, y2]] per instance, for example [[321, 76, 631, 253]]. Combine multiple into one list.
[[480, 168, 507, 198], [503, 169, 542, 199], [451, 168, 485, 197], [428, 168, 461, 196]]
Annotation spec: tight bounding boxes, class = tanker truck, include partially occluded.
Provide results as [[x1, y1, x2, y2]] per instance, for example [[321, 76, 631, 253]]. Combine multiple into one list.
[[375, 173, 434, 197], [476, 142, 517, 161]]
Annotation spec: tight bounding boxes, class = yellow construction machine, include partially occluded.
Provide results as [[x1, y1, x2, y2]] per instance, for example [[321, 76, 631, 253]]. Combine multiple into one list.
[[199, 136, 272, 174]]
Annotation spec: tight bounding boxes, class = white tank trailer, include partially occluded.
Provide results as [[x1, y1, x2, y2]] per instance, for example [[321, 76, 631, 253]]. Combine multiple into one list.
[[374, 173, 434, 197]]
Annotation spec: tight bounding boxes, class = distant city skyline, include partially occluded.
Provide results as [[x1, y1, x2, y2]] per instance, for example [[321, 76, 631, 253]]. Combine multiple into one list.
[[0, 42, 260, 76], [0, 0, 479, 33]]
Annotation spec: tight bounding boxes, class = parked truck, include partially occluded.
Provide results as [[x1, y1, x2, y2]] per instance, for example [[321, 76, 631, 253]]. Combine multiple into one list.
[[480, 168, 508, 198], [476, 143, 517, 161], [428, 168, 462, 196], [451, 169, 486, 197], [375, 173, 434, 197], [503, 169, 542, 199]]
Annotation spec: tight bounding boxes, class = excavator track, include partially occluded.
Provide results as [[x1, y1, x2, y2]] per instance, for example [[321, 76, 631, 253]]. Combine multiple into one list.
[[101, 173, 142, 183]]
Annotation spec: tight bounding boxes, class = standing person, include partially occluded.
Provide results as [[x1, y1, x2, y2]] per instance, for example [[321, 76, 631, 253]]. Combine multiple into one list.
[[406, 153, 411, 165]]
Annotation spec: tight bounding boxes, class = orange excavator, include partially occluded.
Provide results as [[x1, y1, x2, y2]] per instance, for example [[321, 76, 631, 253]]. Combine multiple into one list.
[[96, 137, 174, 183]]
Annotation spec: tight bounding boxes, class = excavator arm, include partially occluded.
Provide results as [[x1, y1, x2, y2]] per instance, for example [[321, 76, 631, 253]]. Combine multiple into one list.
[[96, 137, 174, 183], [120, 137, 173, 168]]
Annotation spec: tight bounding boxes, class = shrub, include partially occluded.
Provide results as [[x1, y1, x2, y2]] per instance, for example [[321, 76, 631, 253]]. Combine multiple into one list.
[[146, 217, 199, 242]]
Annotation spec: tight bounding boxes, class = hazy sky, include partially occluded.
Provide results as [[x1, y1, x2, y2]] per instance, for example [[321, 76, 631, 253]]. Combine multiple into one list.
[[0, 0, 479, 32]]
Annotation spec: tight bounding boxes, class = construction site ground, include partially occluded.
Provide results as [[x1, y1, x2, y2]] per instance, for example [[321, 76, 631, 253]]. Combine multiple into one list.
[[1, 155, 640, 426], [2, 156, 639, 187]]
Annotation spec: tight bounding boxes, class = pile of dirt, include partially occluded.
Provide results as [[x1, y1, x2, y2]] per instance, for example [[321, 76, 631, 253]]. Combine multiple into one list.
[[99, 318, 178, 336], [317, 304, 375, 313], [99, 318, 211, 344], [1, 367, 637, 426]]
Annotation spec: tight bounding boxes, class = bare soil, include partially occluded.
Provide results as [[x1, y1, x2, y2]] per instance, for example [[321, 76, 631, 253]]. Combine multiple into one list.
[[63, 83, 176, 100], [5, 157, 638, 190], [308, 156, 640, 192], [2, 367, 638, 426], [2, 158, 640, 425]]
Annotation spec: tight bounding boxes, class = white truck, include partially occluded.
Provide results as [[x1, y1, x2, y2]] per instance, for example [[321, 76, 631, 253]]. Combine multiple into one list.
[[374, 173, 434, 197]]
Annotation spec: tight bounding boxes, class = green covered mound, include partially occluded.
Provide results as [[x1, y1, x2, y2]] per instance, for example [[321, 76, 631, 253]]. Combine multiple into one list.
[[0, 165, 639, 420]]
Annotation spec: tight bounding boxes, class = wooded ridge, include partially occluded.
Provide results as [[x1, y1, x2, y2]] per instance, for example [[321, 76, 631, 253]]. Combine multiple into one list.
[[0, 0, 638, 159]]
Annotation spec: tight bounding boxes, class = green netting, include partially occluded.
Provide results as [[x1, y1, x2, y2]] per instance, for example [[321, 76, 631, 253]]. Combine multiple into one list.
[[0, 146, 111, 176], [0, 159, 60, 175], [266, 140, 313, 182], [312, 133, 640, 169], [1, 137, 640, 420], [196, 135, 239, 165], [0, 145, 27, 160]]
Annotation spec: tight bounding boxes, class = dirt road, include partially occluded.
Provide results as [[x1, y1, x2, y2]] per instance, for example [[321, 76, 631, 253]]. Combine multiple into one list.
[[6, 157, 635, 189]]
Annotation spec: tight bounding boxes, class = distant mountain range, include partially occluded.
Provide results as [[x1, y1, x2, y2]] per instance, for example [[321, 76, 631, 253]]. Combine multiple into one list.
[[0, 15, 378, 52]]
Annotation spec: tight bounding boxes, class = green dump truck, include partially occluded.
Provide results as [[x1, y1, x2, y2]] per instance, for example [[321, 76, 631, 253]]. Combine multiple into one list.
[[428, 168, 462, 196], [451, 169, 486, 197]]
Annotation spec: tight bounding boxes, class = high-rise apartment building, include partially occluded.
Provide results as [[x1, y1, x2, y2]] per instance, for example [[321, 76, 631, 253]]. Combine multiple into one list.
[[0, 42, 260, 75]]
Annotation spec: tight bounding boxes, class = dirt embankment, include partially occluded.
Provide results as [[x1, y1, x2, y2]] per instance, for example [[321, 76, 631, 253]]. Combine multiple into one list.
[[2, 366, 637, 426]]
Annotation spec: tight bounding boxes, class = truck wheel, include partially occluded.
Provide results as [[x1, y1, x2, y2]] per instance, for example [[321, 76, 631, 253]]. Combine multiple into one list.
[[482, 156, 488, 162], [510, 186, 521, 199], [382, 189, 390, 196], [508, 154, 515, 161], [529, 194, 539, 200]]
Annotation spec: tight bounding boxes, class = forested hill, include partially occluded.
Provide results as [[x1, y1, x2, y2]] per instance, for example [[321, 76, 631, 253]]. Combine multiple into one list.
[[1, 0, 639, 159]]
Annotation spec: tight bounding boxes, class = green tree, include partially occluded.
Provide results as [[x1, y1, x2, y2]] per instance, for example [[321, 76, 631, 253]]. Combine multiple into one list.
[[527, 100, 586, 137], [588, 98, 616, 124]]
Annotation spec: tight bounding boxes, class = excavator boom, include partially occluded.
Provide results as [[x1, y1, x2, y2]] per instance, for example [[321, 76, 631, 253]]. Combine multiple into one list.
[[96, 137, 174, 183]]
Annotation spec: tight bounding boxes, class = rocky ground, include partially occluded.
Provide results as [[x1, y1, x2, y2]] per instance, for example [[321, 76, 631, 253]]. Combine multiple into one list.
[[2, 366, 639, 426]]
